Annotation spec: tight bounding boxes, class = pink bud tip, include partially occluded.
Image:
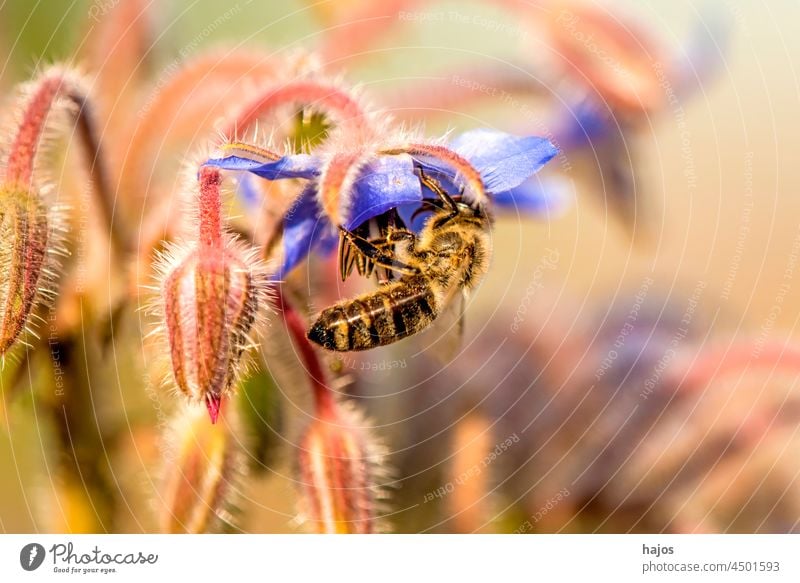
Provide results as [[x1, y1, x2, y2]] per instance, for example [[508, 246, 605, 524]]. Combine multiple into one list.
[[206, 394, 222, 424]]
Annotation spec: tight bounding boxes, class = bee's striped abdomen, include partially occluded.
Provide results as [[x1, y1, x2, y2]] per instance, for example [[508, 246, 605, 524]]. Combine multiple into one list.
[[308, 277, 439, 351]]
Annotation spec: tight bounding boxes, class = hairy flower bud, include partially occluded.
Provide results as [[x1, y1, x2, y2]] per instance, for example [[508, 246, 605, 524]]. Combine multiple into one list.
[[154, 167, 272, 423], [158, 240, 269, 423], [0, 185, 49, 354], [0, 68, 79, 356], [159, 401, 242, 533], [295, 400, 385, 533]]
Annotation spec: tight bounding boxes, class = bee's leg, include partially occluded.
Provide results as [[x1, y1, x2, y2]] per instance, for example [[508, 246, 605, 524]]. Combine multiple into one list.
[[373, 228, 417, 283], [339, 220, 388, 280], [386, 207, 408, 232], [339, 227, 420, 276], [410, 199, 448, 224], [386, 228, 415, 244], [338, 229, 359, 281], [416, 167, 459, 220], [363, 219, 390, 279]]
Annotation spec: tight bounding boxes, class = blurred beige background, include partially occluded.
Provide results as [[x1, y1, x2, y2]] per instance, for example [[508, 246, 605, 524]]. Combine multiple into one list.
[[1, 0, 799, 532]]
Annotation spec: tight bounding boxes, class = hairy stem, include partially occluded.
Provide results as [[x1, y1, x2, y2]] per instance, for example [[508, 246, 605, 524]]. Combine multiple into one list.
[[225, 80, 367, 136], [6, 69, 128, 253], [198, 166, 222, 248], [274, 288, 336, 416], [6, 74, 61, 184]]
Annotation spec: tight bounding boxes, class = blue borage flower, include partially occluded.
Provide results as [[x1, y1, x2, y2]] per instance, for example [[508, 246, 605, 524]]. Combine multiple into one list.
[[205, 129, 562, 278]]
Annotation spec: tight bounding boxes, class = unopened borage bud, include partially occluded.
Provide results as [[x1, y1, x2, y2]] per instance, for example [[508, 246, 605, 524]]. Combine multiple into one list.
[[295, 400, 385, 533], [0, 185, 49, 355], [0, 67, 82, 356], [154, 167, 272, 423], [158, 238, 271, 423]]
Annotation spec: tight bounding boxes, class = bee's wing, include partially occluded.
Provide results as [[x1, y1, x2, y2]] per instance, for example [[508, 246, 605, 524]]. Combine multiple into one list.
[[416, 285, 468, 363]]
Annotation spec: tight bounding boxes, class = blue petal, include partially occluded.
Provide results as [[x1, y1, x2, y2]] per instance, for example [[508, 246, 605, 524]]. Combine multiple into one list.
[[396, 202, 427, 233], [450, 129, 559, 193], [493, 176, 574, 217], [345, 155, 423, 230], [277, 184, 336, 278], [204, 154, 319, 180], [236, 173, 262, 209]]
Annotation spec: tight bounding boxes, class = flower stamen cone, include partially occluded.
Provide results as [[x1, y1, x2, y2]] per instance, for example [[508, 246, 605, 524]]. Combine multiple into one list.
[[155, 167, 272, 423]]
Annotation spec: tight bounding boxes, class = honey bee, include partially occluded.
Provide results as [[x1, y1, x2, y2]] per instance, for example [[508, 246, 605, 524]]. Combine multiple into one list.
[[307, 170, 492, 352]]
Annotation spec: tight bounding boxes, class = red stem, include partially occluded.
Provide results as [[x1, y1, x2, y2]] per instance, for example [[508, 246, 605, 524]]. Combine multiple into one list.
[[6, 70, 128, 252], [274, 287, 336, 416], [120, 49, 279, 211], [224, 80, 366, 136], [6, 74, 64, 184], [198, 166, 222, 248]]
